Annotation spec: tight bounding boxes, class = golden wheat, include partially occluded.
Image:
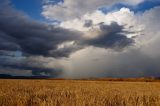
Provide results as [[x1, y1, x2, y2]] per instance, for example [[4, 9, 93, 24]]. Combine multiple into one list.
[[0, 79, 160, 106]]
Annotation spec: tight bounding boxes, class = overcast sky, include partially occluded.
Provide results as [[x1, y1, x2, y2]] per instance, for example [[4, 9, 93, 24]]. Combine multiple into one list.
[[0, 0, 160, 78]]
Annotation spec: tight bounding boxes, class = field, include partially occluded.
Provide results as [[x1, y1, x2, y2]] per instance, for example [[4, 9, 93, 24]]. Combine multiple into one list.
[[0, 79, 160, 106]]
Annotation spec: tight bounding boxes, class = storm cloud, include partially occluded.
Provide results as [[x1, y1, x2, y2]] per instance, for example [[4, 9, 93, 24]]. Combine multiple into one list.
[[81, 22, 134, 50], [0, 0, 81, 76], [0, 5, 81, 57], [0, 0, 160, 78]]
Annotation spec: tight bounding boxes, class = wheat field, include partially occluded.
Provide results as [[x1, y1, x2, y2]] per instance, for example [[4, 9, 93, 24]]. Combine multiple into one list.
[[0, 79, 160, 106]]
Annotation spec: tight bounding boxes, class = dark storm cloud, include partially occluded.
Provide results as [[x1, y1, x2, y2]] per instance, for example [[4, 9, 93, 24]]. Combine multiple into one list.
[[50, 45, 83, 57], [82, 22, 134, 50], [0, 0, 81, 76], [84, 20, 93, 27], [0, 64, 62, 77], [0, 1, 81, 58], [0, 56, 62, 76]]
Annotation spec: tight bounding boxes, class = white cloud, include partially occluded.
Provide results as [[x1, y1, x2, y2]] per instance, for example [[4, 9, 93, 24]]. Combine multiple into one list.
[[138, 7, 160, 57], [42, 0, 145, 21], [60, 8, 143, 40]]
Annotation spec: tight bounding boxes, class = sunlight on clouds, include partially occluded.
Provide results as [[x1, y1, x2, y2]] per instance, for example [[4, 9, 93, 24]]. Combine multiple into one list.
[[60, 8, 143, 40], [42, 0, 145, 21]]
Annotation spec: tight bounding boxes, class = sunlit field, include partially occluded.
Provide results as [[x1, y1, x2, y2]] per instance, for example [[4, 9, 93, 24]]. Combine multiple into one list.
[[0, 79, 160, 106]]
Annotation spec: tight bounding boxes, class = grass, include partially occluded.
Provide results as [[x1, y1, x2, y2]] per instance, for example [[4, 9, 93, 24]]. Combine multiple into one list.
[[0, 79, 160, 106]]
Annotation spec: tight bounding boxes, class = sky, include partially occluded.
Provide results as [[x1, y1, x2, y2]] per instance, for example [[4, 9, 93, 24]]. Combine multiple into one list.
[[0, 0, 160, 78]]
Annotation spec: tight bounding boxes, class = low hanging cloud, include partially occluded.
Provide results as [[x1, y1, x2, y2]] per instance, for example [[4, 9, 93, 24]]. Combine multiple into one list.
[[0, 55, 63, 76]]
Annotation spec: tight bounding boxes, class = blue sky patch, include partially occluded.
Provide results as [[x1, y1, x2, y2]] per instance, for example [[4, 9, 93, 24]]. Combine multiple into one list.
[[100, 0, 160, 14], [11, 0, 64, 22], [11, 0, 43, 20]]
